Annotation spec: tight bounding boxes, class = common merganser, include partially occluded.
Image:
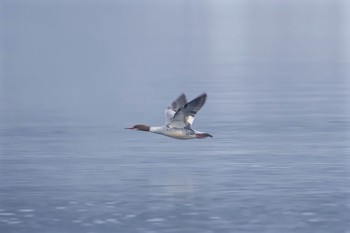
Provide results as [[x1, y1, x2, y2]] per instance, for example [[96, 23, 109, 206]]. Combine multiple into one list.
[[126, 93, 213, 139]]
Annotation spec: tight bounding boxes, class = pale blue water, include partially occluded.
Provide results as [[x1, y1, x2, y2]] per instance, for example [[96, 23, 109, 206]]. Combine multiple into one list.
[[1, 64, 349, 233], [1, 1, 349, 233]]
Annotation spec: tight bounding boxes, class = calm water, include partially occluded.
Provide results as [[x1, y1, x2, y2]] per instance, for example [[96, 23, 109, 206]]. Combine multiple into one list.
[[1, 1, 349, 233], [1, 64, 349, 233]]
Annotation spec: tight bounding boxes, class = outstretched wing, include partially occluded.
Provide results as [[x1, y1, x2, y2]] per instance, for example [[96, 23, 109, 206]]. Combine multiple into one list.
[[165, 93, 187, 123], [171, 93, 207, 127]]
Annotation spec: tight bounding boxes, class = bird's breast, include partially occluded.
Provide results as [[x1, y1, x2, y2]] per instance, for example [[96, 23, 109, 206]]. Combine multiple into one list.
[[164, 127, 195, 139]]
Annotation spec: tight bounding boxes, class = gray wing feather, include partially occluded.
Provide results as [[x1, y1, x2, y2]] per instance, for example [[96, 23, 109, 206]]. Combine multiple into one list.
[[168, 93, 187, 111], [172, 93, 207, 126], [165, 93, 187, 123]]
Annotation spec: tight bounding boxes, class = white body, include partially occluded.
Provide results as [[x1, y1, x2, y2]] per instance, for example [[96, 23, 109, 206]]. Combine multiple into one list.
[[150, 126, 197, 140]]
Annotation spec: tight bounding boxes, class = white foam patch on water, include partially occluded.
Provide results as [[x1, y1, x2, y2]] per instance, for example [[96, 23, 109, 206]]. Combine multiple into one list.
[[93, 219, 106, 224], [55, 206, 67, 210], [18, 209, 35, 213], [105, 218, 120, 224], [124, 214, 136, 218], [307, 218, 322, 222], [68, 201, 78, 205], [210, 216, 221, 220], [146, 218, 165, 222], [105, 201, 117, 205], [301, 212, 316, 216], [4, 218, 21, 224]]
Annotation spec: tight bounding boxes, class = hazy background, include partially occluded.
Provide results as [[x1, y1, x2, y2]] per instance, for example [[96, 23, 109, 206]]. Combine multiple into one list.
[[1, 0, 349, 123], [1, 0, 349, 232]]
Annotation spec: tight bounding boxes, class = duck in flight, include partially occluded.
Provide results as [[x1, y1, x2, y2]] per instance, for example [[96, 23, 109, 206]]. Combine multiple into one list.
[[126, 93, 213, 139]]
